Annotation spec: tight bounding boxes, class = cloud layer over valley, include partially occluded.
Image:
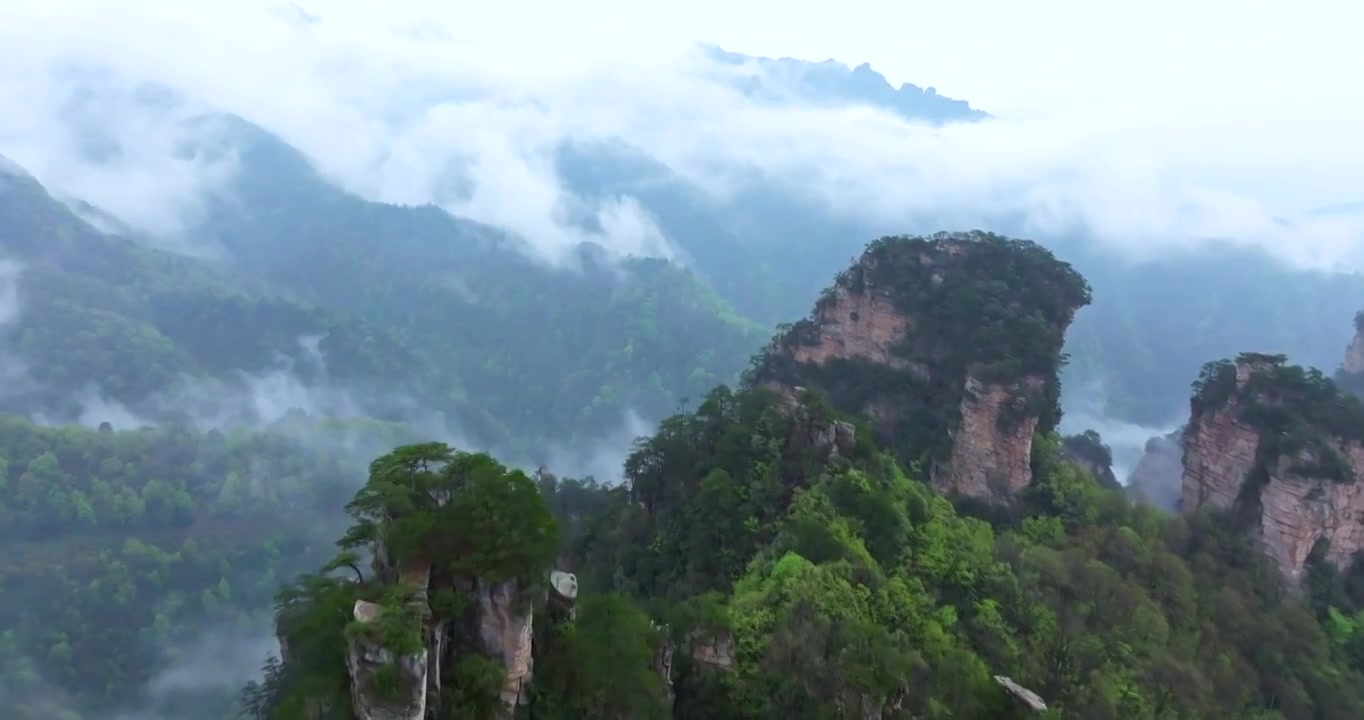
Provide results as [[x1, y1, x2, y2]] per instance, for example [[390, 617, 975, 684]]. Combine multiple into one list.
[[1, 0, 1362, 272]]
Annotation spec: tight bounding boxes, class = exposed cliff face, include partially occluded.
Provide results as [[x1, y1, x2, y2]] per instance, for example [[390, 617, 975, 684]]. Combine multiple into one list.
[[688, 630, 737, 670], [1335, 311, 1364, 399], [751, 232, 1091, 500], [474, 579, 535, 713], [651, 627, 676, 710], [1181, 354, 1364, 584], [335, 572, 573, 720], [347, 600, 428, 720], [940, 375, 1045, 497], [788, 283, 918, 372], [270, 446, 577, 720]]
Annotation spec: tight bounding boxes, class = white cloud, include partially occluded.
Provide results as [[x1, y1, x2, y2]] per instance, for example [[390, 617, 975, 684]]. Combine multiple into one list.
[[0, 0, 1360, 270], [61, 334, 372, 432]]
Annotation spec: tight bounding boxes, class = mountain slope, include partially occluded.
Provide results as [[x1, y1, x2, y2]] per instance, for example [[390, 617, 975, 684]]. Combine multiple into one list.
[[179, 117, 768, 456], [4, 122, 769, 460], [0, 158, 436, 424], [254, 236, 1364, 719], [0, 411, 361, 719]]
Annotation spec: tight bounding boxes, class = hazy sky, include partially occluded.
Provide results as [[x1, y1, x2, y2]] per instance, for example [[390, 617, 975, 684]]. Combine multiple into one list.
[[1, 0, 1361, 268], [438, 0, 1362, 117]]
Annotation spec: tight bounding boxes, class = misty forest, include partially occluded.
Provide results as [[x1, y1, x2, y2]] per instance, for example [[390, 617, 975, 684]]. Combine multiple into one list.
[[5, 10, 1364, 720]]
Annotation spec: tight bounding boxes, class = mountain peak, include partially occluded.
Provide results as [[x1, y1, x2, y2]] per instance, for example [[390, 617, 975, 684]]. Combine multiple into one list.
[[698, 44, 988, 124], [750, 231, 1090, 500]]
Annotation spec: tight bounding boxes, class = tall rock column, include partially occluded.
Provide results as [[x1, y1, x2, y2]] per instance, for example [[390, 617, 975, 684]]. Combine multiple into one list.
[[474, 579, 535, 717], [346, 600, 429, 720], [937, 375, 1046, 497], [1181, 353, 1364, 584], [749, 231, 1091, 501]]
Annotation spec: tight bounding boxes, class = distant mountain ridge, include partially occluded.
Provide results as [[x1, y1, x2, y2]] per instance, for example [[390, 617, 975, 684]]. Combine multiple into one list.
[[700, 44, 989, 123], [0, 129, 767, 467]]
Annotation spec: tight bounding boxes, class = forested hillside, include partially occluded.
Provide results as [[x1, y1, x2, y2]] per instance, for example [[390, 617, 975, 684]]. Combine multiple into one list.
[[0, 123, 766, 718], [0, 157, 438, 424], [1, 145, 765, 461], [170, 115, 767, 456], [0, 413, 382, 719], [247, 235, 1364, 719]]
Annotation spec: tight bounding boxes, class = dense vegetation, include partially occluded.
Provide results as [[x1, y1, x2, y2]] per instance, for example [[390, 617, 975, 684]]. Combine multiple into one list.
[[1, 150, 765, 460], [250, 380, 1364, 719], [235, 232, 1364, 718], [0, 161, 442, 423], [186, 126, 767, 456], [570, 383, 1364, 718], [0, 412, 367, 720], [755, 232, 1091, 466], [1192, 353, 1364, 489], [1059, 430, 1120, 490]]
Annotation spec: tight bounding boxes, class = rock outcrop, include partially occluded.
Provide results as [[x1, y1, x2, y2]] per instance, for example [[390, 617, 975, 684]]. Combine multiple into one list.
[[473, 579, 535, 713], [940, 375, 1046, 497], [346, 600, 428, 720], [994, 676, 1048, 713], [547, 570, 579, 621], [1342, 312, 1364, 376], [329, 569, 574, 720], [1060, 430, 1120, 490], [278, 450, 580, 720], [1181, 353, 1364, 584], [1335, 310, 1364, 399], [688, 630, 737, 671], [651, 627, 676, 710], [751, 232, 1091, 501], [772, 385, 859, 460]]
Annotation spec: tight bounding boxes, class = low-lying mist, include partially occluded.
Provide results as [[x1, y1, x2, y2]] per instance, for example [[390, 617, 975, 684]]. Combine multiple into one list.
[[1059, 380, 1184, 483]]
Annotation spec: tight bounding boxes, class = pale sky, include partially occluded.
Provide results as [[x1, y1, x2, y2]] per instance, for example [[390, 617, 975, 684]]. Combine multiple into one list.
[[440, 0, 1364, 210], [432, 0, 1361, 119], [1, 0, 1362, 267]]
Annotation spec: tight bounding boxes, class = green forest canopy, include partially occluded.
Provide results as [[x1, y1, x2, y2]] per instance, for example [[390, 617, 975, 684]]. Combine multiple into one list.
[[246, 380, 1364, 719]]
